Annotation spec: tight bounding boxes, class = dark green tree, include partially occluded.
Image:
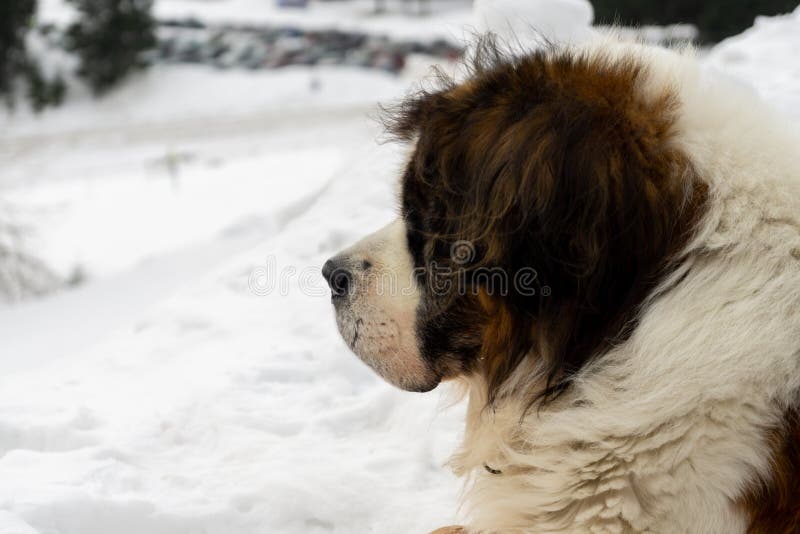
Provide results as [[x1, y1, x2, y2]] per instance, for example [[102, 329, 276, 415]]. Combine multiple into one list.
[[0, 0, 37, 107], [24, 61, 66, 112], [592, 0, 799, 42], [65, 0, 157, 94]]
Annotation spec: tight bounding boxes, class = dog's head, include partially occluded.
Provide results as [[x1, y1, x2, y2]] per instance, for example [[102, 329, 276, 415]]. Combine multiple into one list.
[[325, 40, 707, 403]]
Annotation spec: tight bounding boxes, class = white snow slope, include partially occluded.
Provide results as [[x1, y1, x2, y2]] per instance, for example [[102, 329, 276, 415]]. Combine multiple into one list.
[[1, 2, 799, 534]]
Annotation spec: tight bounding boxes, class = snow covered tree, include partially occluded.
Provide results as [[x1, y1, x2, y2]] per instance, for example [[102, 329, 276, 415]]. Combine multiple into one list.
[[0, 205, 60, 301], [65, 0, 157, 95], [0, 0, 37, 107]]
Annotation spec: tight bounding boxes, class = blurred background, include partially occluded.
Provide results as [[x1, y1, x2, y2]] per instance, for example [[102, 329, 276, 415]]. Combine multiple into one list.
[[0, 1, 798, 533]]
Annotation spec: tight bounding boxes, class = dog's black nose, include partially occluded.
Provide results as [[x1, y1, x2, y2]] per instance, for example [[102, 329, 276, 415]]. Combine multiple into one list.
[[322, 258, 352, 297]]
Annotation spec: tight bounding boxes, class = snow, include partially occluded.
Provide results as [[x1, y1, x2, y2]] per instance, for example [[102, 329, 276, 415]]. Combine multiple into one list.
[[1, 19, 466, 529], [474, 0, 595, 45], [0, 65, 403, 139], [704, 5, 800, 124], [1, 1, 799, 533], [0, 130, 468, 533]]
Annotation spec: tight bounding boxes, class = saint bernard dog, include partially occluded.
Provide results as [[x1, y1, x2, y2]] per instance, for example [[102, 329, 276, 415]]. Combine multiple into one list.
[[323, 34, 800, 533]]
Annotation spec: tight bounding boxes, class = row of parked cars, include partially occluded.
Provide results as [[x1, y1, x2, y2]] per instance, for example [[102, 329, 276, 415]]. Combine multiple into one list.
[[157, 20, 463, 73]]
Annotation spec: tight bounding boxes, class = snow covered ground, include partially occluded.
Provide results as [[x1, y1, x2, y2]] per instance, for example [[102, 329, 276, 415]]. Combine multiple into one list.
[[1, 1, 799, 533], [0, 65, 467, 531]]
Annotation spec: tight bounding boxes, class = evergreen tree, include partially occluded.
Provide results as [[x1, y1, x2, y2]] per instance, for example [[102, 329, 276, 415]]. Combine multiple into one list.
[[592, 0, 799, 42], [65, 0, 157, 94], [0, 4, 62, 298], [24, 61, 66, 112], [0, 0, 37, 107]]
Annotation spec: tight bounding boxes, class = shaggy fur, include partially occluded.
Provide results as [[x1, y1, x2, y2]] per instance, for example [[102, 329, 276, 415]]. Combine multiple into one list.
[[325, 34, 800, 533]]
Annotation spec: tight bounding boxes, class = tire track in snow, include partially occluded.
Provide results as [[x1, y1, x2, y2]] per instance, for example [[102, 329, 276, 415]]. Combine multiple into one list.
[[0, 104, 373, 161]]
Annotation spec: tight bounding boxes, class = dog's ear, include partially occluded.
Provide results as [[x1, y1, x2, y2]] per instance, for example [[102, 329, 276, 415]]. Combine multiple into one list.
[[380, 81, 455, 143], [381, 34, 508, 143]]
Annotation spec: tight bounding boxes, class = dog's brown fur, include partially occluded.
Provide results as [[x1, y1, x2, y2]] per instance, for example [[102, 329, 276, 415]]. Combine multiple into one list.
[[738, 409, 800, 533]]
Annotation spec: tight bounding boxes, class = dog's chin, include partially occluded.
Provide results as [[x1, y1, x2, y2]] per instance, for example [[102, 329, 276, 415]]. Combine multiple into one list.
[[334, 309, 439, 393], [350, 341, 442, 393], [395, 375, 441, 393], [365, 365, 441, 393]]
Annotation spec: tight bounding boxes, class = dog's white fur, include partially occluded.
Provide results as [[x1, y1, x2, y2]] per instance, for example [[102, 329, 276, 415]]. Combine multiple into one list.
[[332, 219, 428, 390], [446, 39, 800, 533]]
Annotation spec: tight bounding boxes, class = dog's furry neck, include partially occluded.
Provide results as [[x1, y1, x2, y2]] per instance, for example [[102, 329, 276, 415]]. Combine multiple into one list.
[[450, 365, 769, 533]]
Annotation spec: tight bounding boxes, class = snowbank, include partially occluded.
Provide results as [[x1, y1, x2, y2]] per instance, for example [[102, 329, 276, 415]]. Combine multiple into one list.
[[474, 0, 595, 46], [0, 65, 403, 139], [704, 5, 800, 124]]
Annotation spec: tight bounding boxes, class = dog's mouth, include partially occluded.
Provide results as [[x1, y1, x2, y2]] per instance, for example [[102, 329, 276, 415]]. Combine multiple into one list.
[[333, 306, 362, 353], [350, 317, 363, 348]]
